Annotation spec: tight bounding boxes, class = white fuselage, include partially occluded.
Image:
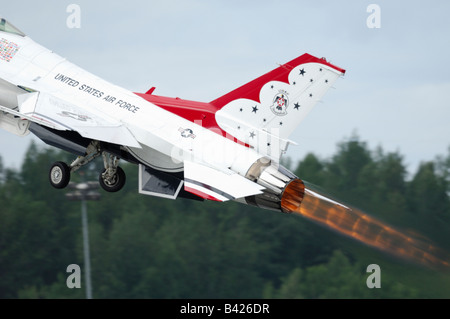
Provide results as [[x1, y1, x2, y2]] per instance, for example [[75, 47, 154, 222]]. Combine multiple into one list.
[[0, 33, 263, 176]]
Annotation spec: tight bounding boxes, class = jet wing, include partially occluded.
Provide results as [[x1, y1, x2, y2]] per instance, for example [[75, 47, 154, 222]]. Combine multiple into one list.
[[15, 90, 141, 148], [183, 160, 264, 201]]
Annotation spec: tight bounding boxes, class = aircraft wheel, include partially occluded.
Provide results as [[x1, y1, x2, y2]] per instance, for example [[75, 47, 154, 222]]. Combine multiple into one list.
[[49, 161, 71, 189], [99, 166, 126, 192]]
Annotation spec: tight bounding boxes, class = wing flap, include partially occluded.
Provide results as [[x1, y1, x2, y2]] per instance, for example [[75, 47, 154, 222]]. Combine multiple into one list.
[[183, 160, 264, 201]]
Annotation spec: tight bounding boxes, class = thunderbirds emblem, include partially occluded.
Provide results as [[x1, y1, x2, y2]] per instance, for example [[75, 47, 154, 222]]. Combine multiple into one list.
[[270, 90, 289, 116]]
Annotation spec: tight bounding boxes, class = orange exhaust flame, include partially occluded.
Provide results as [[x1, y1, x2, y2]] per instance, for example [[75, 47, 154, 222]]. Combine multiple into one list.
[[282, 187, 450, 270]]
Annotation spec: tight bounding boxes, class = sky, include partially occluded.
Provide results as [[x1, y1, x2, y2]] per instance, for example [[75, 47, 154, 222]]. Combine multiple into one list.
[[1, 0, 450, 176]]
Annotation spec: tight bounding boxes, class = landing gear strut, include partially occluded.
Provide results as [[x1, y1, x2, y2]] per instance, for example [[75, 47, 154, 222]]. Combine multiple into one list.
[[98, 153, 126, 192], [48, 141, 126, 192]]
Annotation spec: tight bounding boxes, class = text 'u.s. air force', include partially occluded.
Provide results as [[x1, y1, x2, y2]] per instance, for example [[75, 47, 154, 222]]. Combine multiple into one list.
[[54, 73, 140, 113]]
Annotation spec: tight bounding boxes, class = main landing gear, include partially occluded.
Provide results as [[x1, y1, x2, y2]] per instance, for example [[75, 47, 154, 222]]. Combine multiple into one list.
[[48, 141, 126, 192]]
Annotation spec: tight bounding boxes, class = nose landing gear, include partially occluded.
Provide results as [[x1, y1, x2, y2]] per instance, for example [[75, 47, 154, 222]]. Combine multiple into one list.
[[49, 161, 71, 189]]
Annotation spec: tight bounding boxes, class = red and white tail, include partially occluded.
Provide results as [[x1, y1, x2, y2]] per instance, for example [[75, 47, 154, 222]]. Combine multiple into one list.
[[212, 53, 345, 159]]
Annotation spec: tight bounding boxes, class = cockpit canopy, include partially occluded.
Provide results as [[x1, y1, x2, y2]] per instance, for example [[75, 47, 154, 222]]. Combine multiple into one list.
[[0, 18, 25, 37]]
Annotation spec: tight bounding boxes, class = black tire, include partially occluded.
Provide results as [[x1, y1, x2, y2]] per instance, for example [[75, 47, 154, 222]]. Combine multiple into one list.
[[99, 166, 126, 192], [49, 161, 71, 189]]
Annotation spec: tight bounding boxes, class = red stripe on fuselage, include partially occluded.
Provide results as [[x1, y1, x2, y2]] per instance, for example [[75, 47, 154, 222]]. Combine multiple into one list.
[[134, 93, 250, 147]]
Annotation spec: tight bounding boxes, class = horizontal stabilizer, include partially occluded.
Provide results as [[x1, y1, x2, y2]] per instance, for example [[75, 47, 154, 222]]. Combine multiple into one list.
[[183, 160, 264, 201]]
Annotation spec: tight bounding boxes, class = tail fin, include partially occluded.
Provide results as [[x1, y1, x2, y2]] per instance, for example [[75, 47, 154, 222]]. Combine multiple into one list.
[[212, 53, 345, 158]]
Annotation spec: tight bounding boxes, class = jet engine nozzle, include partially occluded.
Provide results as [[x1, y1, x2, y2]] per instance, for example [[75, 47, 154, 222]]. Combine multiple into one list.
[[241, 158, 305, 213]]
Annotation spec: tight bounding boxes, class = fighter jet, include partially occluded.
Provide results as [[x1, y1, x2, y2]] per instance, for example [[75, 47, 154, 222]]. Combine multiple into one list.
[[0, 18, 345, 213]]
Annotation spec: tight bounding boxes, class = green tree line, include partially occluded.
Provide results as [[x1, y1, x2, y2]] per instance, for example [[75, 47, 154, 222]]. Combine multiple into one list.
[[1, 134, 450, 298]]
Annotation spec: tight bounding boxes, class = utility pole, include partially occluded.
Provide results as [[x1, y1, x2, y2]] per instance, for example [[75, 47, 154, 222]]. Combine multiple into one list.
[[66, 179, 100, 299]]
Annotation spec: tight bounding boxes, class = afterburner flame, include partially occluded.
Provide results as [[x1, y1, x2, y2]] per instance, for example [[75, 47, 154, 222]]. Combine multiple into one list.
[[281, 179, 305, 213], [282, 187, 450, 269]]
